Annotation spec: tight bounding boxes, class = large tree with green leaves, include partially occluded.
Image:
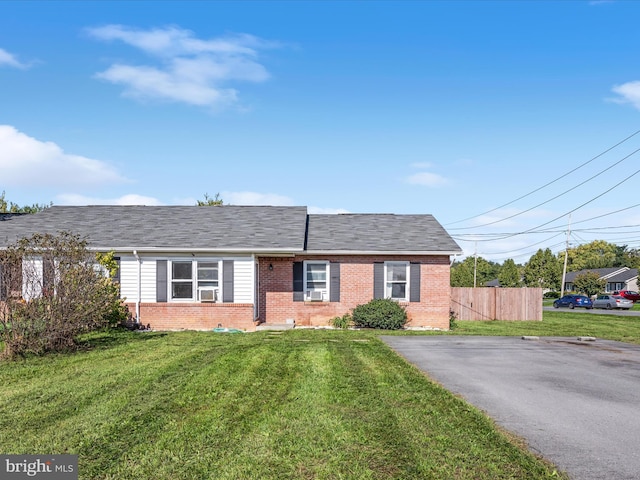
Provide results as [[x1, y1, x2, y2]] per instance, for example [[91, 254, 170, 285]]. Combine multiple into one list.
[[0, 191, 50, 213], [451, 256, 500, 287], [524, 248, 562, 290], [573, 271, 606, 297], [498, 258, 521, 287], [565, 240, 617, 271]]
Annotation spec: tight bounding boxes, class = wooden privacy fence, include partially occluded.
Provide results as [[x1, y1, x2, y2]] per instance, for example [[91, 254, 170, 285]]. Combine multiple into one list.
[[451, 287, 543, 321]]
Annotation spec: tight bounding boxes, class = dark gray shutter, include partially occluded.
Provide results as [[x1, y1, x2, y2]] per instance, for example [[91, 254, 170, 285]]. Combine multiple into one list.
[[330, 262, 340, 302], [156, 260, 167, 302], [293, 261, 304, 302], [0, 264, 5, 301], [410, 263, 421, 302], [113, 257, 121, 284], [373, 262, 384, 299], [223, 260, 234, 303]]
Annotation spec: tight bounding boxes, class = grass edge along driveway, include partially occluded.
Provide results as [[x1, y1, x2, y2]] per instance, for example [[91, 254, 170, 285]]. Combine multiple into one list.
[[0, 329, 565, 479]]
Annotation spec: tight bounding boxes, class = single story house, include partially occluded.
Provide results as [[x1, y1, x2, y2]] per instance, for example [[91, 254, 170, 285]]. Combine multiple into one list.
[[0, 205, 462, 331], [563, 267, 638, 294]]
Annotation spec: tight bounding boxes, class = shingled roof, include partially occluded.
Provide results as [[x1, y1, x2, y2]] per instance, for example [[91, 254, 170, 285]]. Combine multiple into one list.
[[305, 214, 461, 253], [0, 206, 461, 255], [0, 205, 308, 252]]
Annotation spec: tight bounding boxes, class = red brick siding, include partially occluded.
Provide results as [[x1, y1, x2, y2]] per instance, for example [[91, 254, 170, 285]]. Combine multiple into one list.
[[126, 302, 255, 331], [258, 255, 451, 330]]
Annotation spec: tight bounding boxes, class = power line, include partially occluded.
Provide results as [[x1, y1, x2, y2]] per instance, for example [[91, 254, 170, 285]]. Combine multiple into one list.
[[461, 167, 640, 242], [448, 146, 640, 231], [445, 128, 640, 227]]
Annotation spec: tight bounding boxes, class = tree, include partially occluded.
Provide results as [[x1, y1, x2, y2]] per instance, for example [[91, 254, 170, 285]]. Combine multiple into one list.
[[0, 232, 128, 358], [196, 193, 223, 206], [498, 259, 521, 287], [573, 271, 606, 297], [565, 240, 617, 271], [524, 248, 562, 290], [0, 191, 51, 213], [451, 256, 500, 287]]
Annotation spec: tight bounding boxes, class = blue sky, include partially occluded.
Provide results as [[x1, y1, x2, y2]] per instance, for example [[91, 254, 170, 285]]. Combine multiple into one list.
[[1, 0, 640, 261]]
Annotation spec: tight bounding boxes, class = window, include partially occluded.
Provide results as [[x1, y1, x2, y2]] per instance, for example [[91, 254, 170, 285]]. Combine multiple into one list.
[[170, 260, 220, 301], [171, 261, 193, 299], [304, 261, 329, 301], [197, 262, 219, 289], [385, 262, 409, 301]]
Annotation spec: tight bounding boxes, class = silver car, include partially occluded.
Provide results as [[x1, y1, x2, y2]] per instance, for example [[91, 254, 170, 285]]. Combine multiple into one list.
[[593, 294, 634, 310]]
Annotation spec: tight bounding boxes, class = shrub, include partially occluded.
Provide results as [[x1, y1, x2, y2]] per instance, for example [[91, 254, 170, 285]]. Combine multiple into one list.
[[543, 291, 560, 299], [331, 313, 352, 329], [351, 298, 407, 330], [0, 232, 129, 358], [449, 309, 458, 330]]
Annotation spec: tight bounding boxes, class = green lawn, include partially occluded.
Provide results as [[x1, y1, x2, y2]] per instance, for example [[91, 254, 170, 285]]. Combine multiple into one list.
[[447, 310, 640, 344], [0, 328, 565, 479]]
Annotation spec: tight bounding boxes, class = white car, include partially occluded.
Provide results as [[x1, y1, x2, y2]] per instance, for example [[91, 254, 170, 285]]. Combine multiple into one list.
[[593, 294, 634, 310]]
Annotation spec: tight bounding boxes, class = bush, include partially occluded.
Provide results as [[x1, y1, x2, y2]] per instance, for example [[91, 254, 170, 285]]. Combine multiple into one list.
[[0, 232, 129, 358], [543, 291, 560, 299], [351, 298, 407, 330], [449, 310, 458, 330], [331, 313, 352, 329]]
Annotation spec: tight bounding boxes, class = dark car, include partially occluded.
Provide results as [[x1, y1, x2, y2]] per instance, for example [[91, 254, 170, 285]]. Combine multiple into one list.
[[613, 290, 640, 302], [553, 294, 593, 309]]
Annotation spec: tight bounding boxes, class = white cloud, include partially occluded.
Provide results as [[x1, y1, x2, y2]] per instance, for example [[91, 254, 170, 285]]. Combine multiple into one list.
[[0, 47, 30, 69], [0, 125, 128, 187], [610, 81, 640, 110], [406, 171, 449, 187], [87, 25, 278, 109], [222, 191, 294, 206], [56, 193, 162, 205]]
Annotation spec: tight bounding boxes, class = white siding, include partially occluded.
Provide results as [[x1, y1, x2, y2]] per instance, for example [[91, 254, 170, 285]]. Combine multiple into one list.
[[140, 258, 157, 303], [233, 257, 254, 303], [118, 254, 255, 304], [119, 256, 139, 302], [119, 256, 157, 303], [22, 257, 43, 301]]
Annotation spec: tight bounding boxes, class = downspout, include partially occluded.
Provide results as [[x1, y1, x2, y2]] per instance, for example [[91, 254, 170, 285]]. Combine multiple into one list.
[[133, 250, 141, 324]]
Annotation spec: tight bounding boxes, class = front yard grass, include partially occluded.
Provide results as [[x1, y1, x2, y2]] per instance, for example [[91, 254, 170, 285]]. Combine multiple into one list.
[[0, 329, 564, 479], [448, 310, 640, 344]]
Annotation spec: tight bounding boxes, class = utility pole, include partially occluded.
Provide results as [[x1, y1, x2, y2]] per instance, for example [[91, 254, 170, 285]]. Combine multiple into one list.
[[560, 214, 571, 297], [473, 241, 478, 288]]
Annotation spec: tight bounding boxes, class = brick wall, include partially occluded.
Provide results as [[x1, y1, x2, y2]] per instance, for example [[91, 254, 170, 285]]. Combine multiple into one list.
[[258, 255, 451, 330], [127, 302, 256, 331]]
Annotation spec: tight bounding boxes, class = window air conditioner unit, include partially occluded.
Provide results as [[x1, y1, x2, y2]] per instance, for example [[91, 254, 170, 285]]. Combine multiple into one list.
[[307, 290, 324, 301], [199, 287, 219, 303]]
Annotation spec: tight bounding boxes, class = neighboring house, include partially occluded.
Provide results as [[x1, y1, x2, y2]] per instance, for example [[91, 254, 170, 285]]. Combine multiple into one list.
[[563, 267, 638, 294], [0, 206, 462, 331]]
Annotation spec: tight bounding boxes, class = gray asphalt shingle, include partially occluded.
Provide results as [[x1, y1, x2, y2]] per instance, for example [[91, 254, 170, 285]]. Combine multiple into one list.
[[0, 205, 308, 251], [306, 214, 461, 253], [0, 206, 461, 254]]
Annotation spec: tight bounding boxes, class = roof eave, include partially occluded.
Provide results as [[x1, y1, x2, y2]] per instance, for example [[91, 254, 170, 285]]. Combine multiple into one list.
[[302, 249, 463, 256]]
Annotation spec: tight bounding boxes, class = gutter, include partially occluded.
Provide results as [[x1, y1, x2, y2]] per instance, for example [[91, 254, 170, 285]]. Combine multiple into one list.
[[133, 250, 141, 325]]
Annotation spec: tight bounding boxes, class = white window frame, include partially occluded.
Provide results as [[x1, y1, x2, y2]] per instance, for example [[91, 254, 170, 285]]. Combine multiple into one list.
[[384, 261, 410, 302], [169, 259, 221, 302], [304, 260, 330, 302]]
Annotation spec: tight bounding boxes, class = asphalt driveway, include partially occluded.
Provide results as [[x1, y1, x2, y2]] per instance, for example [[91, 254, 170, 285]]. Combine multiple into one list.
[[381, 336, 640, 480]]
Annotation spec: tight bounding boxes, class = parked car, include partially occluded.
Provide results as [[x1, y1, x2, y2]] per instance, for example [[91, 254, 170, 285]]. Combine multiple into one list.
[[553, 294, 593, 309], [593, 294, 634, 310], [613, 290, 640, 302]]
